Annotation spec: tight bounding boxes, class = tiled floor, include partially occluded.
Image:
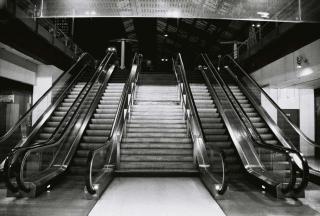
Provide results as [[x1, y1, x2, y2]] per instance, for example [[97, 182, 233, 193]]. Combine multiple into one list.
[[217, 180, 320, 216], [307, 157, 320, 172], [0, 176, 97, 216], [1, 176, 320, 216], [89, 177, 226, 216]]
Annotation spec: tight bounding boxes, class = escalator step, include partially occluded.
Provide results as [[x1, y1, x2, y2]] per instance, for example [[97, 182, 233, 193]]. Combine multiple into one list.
[[85, 129, 110, 136]]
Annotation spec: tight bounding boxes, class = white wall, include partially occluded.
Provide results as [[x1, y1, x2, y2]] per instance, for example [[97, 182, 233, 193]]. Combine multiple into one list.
[[0, 44, 63, 124], [251, 40, 320, 157], [32, 65, 63, 124], [261, 88, 314, 156], [252, 39, 320, 88], [0, 58, 36, 85]]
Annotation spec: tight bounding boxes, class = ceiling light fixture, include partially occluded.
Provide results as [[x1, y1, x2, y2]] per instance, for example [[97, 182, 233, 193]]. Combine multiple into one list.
[[299, 68, 314, 77], [257, 11, 270, 19], [164, 34, 168, 37], [296, 55, 309, 69]]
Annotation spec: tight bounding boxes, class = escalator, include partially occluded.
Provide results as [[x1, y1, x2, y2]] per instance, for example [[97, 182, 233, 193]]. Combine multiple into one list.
[[70, 71, 129, 176], [34, 82, 88, 143], [83, 54, 229, 199], [0, 53, 95, 168], [189, 72, 244, 179], [3, 51, 120, 196], [186, 53, 309, 198], [214, 55, 312, 188]]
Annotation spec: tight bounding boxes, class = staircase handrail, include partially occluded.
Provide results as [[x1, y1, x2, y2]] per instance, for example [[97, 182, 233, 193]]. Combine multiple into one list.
[[173, 53, 228, 195], [4, 52, 113, 193], [0, 53, 93, 144], [223, 55, 317, 148], [85, 53, 142, 194], [203, 54, 308, 193]]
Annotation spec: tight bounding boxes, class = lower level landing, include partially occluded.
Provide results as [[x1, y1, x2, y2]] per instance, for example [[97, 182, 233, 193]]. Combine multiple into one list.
[[89, 177, 226, 216]]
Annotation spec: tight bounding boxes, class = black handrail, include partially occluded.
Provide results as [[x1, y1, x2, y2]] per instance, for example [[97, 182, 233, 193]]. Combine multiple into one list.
[[173, 53, 228, 195], [16, 52, 114, 192], [3, 53, 95, 192], [85, 53, 142, 194], [203, 54, 309, 193], [0, 53, 93, 144], [4, 52, 112, 193], [223, 55, 317, 148], [220, 55, 309, 192]]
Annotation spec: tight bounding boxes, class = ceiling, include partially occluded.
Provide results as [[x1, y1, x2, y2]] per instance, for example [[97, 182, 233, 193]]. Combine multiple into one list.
[[37, 0, 320, 22], [72, 17, 251, 69]]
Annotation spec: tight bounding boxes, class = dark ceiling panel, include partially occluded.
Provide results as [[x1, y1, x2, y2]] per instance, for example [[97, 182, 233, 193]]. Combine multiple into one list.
[[36, 0, 320, 22]]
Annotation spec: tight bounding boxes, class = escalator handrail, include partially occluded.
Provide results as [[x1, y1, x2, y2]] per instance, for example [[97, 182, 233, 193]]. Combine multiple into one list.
[[220, 56, 309, 192], [204, 54, 309, 193], [0, 52, 94, 144], [4, 53, 112, 193], [15, 53, 114, 192], [9, 52, 111, 153], [173, 54, 208, 164], [85, 53, 142, 194], [107, 54, 141, 140], [175, 54, 206, 145], [223, 55, 317, 148], [173, 54, 228, 195]]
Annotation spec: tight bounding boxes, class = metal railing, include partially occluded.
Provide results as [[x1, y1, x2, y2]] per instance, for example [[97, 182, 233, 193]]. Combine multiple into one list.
[[4, 52, 114, 194], [197, 54, 308, 196], [220, 55, 310, 192], [85, 53, 142, 195], [173, 53, 228, 195], [204, 54, 309, 193], [4, 0, 83, 58], [0, 53, 94, 171]]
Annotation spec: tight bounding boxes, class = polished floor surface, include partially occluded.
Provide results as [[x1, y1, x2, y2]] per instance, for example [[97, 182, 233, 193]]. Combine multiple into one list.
[[0, 176, 97, 216], [89, 177, 226, 216], [217, 180, 320, 216], [1, 176, 320, 216]]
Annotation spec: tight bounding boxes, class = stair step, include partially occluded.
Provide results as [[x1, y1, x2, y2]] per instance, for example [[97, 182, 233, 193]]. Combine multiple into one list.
[[121, 149, 193, 155], [122, 137, 191, 143], [119, 162, 195, 169], [82, 136, 108, 143], [85, 130, 110, 136], [121, 155, 193, 162], [121, 143, 192, 149], [127, 123, 187, 129], [79, 142, 104, 149], [88, 124, 112, 130], [131, 115, 183, 120], [129, 119, 186, 124], [115, 169, 198, 175], [125, 133, 188, 138]]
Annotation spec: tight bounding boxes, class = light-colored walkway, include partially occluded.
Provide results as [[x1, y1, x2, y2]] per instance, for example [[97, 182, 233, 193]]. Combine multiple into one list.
[[89, 177, 225, 216]]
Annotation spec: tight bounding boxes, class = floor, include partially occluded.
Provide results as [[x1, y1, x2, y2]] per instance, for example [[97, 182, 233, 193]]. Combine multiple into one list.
[[89, 177, 226, 216], [1, 176, 320, 216], [307, 156, 320, 172], [0, 176, 97, 216], [217, 180, 320, 216]]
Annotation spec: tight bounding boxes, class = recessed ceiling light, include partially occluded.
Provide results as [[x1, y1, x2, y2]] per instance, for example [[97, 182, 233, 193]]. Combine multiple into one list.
[[257, 11, 270, 19], [299, 68, 314, 77], [164, 34, 168, 37]]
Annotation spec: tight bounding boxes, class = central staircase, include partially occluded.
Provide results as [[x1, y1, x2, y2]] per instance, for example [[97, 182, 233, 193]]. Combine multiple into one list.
[[117, 73, 197, 175]]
